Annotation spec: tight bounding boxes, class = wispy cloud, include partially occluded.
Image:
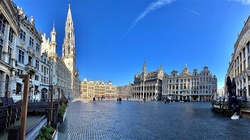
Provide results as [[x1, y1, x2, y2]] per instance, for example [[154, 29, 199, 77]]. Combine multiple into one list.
[[121, 0, 175, 40], [229, 0, 250, 5], [186, 8, 199, 15]]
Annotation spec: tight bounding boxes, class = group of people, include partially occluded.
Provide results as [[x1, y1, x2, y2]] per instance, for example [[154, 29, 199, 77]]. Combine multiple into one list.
[[164, 99, 170, 104]]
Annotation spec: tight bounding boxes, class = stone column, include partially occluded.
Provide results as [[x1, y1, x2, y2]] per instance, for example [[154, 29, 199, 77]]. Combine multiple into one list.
[[0, 73, 5, 97], [3, 25, 10, 63], [143, 82, 144, 99], [9, 74, 16, 98]]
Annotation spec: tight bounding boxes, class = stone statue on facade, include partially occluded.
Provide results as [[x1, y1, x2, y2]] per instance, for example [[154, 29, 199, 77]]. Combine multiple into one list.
[[226, 76, 239, 120], [30, 16, 35, 25]]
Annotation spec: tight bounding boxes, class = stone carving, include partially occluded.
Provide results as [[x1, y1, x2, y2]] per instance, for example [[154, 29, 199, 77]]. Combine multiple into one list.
[[30, 16, 35, 25]]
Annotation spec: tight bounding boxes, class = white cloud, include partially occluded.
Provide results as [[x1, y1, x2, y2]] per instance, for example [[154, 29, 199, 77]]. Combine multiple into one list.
[[230, 0, 250, 5], [121, 0, 175, 40], [186, 8, 199, 15]]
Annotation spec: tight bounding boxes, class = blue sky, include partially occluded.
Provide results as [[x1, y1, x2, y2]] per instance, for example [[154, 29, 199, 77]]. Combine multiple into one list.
[[14, 0, 250, 88]]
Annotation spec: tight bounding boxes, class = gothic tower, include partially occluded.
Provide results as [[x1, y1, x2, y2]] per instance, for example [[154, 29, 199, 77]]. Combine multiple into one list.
[[62, 4, 75, 69], [62, 4, 76, 97]]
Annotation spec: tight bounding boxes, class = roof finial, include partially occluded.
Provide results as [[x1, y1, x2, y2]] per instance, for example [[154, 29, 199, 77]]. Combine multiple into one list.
[[68, 4, 70, 9], [52, 21, 56, 32]]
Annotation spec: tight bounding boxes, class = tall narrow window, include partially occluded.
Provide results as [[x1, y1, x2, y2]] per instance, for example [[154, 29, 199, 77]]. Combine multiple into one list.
[[244, 60, 246, 71], [9, 28, 14, 43], [35, 59, 39, 70], [28, 56, 32, 65], [68, 47, 70, 54], [8, 46, 12, 64], [35, 75, 39, 81], [0, 15, 5, 34], [19, 29, 26, 41], [248, 42, 250, 53], [18, 50, 24, 64], [36, 43, 40, 52], [0, 38, 3, 60], [243, 48, 246, 58], [248, 56, 250, 68], [29, 37, 34, 47], [43, 67, 46, 75]]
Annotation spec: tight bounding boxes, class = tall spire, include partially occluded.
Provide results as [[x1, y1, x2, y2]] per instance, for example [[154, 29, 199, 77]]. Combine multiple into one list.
[[52, 21, 55, 32], [50, 24, 56, 41], [62, 3, 75, 58], [142, 61, 146, 73], [67, 4, 72, 21]]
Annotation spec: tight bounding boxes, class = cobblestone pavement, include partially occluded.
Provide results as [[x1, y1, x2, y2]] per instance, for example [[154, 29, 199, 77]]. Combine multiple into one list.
[[58, 100, 250, 140]]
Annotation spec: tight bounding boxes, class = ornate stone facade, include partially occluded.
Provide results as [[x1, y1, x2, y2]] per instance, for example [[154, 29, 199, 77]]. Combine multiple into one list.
[[0, 1, 80, 101], [81, 78, 116, 99], [226, 16, 250, 101], [162, 66, 217, 101], [14, 5, 45, 102], [132, 62, 163, 100], [41, 26, 72, 100], [0, 0, 19, 98]]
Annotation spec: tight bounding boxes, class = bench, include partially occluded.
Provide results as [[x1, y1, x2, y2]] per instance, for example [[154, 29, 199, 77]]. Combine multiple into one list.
[[0, 97, 22, 131], [27, 102, 59, 115], [240, 109, 250, 118]]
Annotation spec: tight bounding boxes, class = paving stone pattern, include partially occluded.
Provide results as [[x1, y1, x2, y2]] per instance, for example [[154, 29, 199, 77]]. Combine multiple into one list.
[[58, 100, 250, 140]]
